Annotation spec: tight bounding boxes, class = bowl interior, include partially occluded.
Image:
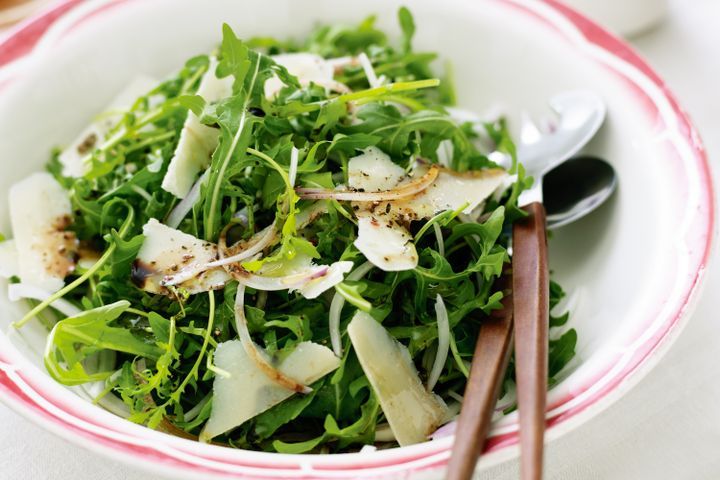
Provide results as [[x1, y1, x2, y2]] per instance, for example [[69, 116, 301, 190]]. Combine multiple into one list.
[[0, 0, 708, 469]]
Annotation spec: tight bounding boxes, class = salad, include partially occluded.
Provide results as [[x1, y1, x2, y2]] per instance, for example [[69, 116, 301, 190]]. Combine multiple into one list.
[[0, 8, 576, 453]]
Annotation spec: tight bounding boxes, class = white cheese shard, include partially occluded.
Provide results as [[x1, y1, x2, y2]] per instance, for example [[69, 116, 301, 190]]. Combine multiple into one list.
[[347, 311, 449, 446], [201, 340, 340, 441], [348, 147, 406, 192], [265, 53, 340, 98], [347, 149, 509, 272], [59, 75, 157, 177], [8, 172, 77, 292], [0, 240, 19, 279], [354, 212, 418, 272], [348, 148, 419, 271], [162, 58, 233, 198], [135, 218, 348, 298], [294, 259, 353, 299], [396, 162, 508, 217], [132, 219, 230, 295]]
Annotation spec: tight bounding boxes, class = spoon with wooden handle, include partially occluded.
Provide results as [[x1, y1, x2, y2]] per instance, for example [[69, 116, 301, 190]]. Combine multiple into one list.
[[446, 204, 548, 480], [512, 202, 549, 480], [446, 91, 606, 480]]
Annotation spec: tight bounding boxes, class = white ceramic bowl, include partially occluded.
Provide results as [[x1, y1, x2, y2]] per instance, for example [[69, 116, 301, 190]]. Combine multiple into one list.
[[0, 0, 713, 478]]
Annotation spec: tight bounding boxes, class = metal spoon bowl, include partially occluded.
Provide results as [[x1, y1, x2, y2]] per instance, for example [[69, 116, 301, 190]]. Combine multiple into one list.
[[543, 156, 618, 229]]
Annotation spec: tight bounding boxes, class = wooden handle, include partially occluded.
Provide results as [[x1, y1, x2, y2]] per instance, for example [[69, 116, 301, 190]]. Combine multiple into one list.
[[512, 202, 549, 480], [446, 273, 514, 480]]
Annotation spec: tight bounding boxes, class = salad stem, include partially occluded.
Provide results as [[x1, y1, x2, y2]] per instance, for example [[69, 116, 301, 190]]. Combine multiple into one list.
[[277, 78, 440, 116], [169, 291, 215, 403], [246, 147, 292, 189]]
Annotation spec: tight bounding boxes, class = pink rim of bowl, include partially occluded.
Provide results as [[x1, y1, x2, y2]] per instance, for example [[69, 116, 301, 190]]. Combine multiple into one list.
[[0, 0, 714, 478]]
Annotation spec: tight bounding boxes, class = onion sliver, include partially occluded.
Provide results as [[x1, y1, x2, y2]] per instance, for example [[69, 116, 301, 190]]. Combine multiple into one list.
[[358, 52, 381, 88], [234, 284, 312, 394], [165, 169, 210, 229], [426, 294, 450, 392], [328, 261, 374, 357], [433, 222, 445, 258], [226, 258, 352, 300], [8, 283, 81, 318], [289, 147, 299, 188], [161, 222, 276, 286], [208, 223, 277, 269], [232, 266, 327, 291], [296, 164, 439, 202]]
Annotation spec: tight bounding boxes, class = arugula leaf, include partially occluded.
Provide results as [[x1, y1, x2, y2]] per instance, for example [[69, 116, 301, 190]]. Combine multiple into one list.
[[22, 9, 578, 453], [253, 381, 321, 440], [45, 301, 162, 386], [398, 7, 416, 54], [549, 329, 578, 381]]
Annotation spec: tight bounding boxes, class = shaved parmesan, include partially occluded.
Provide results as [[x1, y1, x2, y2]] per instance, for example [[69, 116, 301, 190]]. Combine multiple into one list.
[[397, 163, 508, 216], [354, 212, 418, 271], [0, 240, 18, 279], [200, 339, 340, 441], [59, 75, 157, 177], [135, 218, 347, 298], [348, 311, 449, 446], [9, 173, 77, 292], [233, 284, 312, 394], [265, 53, 344, 98], [132, 219, 230, 295], [296, 260, 353, 299], [162, 58, 233, 198], [348, 147, 405, 192], [348, 149, 509, 272]]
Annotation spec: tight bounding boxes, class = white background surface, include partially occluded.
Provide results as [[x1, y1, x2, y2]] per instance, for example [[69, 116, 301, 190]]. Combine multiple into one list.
[[1, 1, 719, 479]]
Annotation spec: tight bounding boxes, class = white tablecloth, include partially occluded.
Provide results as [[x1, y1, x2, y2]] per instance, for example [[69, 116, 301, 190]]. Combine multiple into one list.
[[1, 1, 719, 478]]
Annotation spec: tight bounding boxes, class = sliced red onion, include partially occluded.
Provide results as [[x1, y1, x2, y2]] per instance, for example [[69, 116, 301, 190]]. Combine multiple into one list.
[[161, 222, 277, 287], [226, 258, 352, 300], [207, 223, 277, 269], [233, 265, 320, 291], [78, 351, 131, 418], [165, 168, 210, 229], [426, 294, 450, 393], [234, 284, 312, 394], [429, 420, 457, 440], [183, 392, 212, 422], [296, 165, 439, 202], [289, 147, 299, 187], [328, 261, 374, 357], [374, 423, 396, 442], [8, 283, 81, 317], [433, 222, 445, 258], [358, 52, 381, 88]]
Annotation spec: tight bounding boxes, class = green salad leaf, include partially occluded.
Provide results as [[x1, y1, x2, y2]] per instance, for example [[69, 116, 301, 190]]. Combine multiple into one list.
[[5, 7, 578, 454]]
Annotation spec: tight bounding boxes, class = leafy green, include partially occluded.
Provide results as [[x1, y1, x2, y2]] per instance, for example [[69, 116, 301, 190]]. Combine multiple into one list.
[[9, 7, 578, 455], [45, 301, 162, 385], [398, 7, 416, 54]]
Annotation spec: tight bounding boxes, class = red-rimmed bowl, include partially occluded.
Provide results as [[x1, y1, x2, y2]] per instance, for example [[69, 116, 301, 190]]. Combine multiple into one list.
[[0, 0, 713, 478]]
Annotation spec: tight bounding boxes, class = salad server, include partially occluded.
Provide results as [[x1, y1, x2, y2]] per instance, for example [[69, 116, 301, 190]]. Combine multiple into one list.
[[447, 90, 607, 480]]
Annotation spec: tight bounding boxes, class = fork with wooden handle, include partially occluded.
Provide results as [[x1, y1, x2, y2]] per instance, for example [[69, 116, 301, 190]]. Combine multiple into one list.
[[446, 202, 549, 480]]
